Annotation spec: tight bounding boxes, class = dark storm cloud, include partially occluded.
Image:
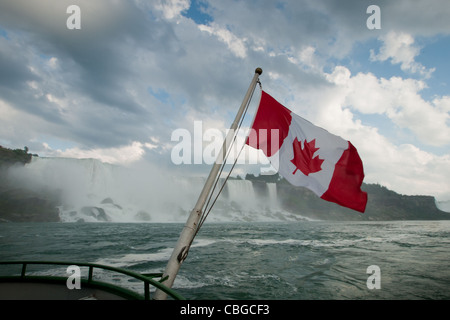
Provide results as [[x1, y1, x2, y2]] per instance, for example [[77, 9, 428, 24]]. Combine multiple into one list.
[[0, 0, 170, 148], [0, 40, 39, 89], [0, 0, 449, 165]]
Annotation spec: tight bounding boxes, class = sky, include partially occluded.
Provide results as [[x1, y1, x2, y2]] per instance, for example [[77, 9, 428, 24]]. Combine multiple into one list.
[[0, 0, 449, 203]]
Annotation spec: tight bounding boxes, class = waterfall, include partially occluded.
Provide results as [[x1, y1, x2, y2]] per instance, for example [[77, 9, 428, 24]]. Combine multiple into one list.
[[224, 180, 258, 210], [7, 157, 196, 223], [6, 157, 308, 222], [267, 183, 280, 209]]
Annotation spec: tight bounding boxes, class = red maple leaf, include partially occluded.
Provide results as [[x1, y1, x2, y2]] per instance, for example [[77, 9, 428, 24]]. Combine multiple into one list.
[[291, 138, 324, 176]]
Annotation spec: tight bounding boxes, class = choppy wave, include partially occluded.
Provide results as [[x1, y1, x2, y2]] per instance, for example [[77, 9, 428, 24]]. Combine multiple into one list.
[[2, 221, 449, 299]]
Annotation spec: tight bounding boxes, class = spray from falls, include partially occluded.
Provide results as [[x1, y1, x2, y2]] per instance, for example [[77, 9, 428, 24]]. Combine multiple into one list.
[[6, 157, 305, 222]]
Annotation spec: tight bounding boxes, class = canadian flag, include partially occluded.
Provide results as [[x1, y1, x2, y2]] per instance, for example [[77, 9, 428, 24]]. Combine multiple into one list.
[[246, 91, 368, 213]]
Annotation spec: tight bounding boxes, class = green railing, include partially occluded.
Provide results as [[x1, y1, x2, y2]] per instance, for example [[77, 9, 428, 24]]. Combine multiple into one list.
[[0, 261, 185, 300]]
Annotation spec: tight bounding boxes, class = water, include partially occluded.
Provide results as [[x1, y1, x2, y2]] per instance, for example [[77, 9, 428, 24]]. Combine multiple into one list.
[[1, 220, 449, 300]]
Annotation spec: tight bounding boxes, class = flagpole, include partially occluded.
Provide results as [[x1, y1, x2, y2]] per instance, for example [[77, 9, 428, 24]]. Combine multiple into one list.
[[154, 68, 262, 300]]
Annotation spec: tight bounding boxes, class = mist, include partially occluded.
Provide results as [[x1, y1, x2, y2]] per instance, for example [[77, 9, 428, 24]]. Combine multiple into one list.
[[5, 157, 199, 222], [4, 156, 298, 223]]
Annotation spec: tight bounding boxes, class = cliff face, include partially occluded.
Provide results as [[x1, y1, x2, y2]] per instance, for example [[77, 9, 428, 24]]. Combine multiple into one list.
[[0, 188, 60, 222], [0, 146, 60, 223], [273, 179, 450, 221], [0, 146, 32, 166]]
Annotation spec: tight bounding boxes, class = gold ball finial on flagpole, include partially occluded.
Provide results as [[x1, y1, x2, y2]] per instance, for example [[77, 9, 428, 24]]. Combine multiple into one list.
[[255, 67, 263, 75]]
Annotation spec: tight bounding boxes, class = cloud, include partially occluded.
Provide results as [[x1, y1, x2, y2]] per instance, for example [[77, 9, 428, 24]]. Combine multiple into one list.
[[254, 63, 450, 200], [365, 136, 448, 201], [382, 0, 450, 35], [326, 66, 450, 147], [292, 66, 450, 201], [0, 0, 450, 202], [43, 141, 147, 165], [153, 0, 190, 20], [198, 23, 247, 58], [0, 1, 185, 147], [370, 31, 435, 78], [316, 65, 450, 200], [356, 126, 450, 201]]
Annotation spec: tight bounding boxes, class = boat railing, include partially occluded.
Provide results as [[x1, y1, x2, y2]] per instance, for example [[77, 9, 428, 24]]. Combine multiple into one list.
[[0, 260, 185, 300]]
